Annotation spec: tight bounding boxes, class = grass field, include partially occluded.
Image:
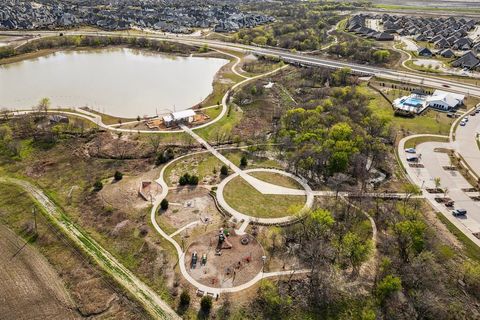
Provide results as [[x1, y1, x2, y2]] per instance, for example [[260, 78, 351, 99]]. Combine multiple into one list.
[[164, 153, 223, 186], [223, 176, 305, 218], [404, 135, 449, 149], [248, 171, 302, 189], [435, 212, 480, 261]]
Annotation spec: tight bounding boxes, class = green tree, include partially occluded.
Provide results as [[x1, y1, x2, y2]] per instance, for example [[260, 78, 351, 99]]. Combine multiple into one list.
[[200, 296, 213, 315], [240, 155, 248, 167], [376, 274, 402, 301], [256, 280, 292, 319], [253, 36, 268, 46], [303, 208, 335, 239], [373, 50, 390, 63], [393, 219, 426, 262], [220, 165, 229, 176], [179, 290, 190, 308], [93, 180, 103, 192], [331, 67, 351, 86], [339, 232, 372, 274], [114, 171, 123, 181], [160, 199, 169, 211], [179, 175, 188, 186], [37, 97, 51, 115]]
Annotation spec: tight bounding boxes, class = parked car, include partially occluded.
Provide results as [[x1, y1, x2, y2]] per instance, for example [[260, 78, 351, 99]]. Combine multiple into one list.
[[445, 200, 455, 207], [463, 117, 469, 122], [460, 121, 466, 126], [452, 209, 467, 217], [406, 156, 419, 162], [405, 148, 416, 153]]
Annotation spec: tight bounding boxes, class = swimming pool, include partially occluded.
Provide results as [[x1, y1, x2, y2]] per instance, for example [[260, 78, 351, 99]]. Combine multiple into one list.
[[401, 96, 425, 107]]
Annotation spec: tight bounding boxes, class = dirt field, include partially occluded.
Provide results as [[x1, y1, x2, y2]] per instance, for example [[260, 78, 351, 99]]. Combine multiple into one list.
[[185, 230, 264, 288], [0, 183, 148, 320], [159, 187, 223, 231], [0, 225, 78, 320], [99, 165, 162, 211]]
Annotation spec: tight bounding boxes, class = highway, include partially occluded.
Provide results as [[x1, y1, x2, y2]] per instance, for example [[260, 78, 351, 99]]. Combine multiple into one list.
[[2, 29, 480, 98]]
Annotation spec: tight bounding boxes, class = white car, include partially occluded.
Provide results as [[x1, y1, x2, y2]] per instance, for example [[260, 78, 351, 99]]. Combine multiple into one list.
[[405, 148, 416, 153], [463, 117, 469, 122]]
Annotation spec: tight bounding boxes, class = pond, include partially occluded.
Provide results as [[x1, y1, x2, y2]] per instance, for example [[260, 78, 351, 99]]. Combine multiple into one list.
[[0, 48, 229, 118]]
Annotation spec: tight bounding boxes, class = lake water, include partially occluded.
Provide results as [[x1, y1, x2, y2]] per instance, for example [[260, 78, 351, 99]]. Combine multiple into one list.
[[0, 48, 228, 118]]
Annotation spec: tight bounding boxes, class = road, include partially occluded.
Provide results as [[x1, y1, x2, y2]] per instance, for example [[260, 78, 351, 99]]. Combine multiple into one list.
[[0, 177, 180, 320], [3, 30, 480, 98], [453, 110, 480, 176]]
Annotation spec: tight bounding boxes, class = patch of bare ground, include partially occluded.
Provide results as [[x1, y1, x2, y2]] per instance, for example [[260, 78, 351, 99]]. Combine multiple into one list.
[[85, 132, 153, 159], [99, 166, 161, 211], [185, 230, 264, 288], [160, 187, 222, 230], [0, 225, 78, 320]]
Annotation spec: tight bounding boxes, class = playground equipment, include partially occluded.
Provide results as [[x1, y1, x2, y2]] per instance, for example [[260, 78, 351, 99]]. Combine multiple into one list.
[[217, 228, 232, 250], [240, 236, 250, 245], [191, 251, 198, 269]]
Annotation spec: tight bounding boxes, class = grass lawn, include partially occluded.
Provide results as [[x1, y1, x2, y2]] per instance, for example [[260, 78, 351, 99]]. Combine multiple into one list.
[[222, 150, 283, 169], [194, 105, 243, 142], [435, 212, 480, 262], [164, 153, 223, 186], [222, 176, 305, 218], [404, 135, 449, 149], [248, 171, 302, 189]]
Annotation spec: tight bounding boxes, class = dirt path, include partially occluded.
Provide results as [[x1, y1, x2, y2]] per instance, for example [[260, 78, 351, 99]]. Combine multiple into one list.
[[0, 225, 78, 320], [0, 177, 180, 320]]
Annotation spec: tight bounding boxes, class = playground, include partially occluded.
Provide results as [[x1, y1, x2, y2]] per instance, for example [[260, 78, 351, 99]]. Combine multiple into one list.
[[184, 229, 265, 288]]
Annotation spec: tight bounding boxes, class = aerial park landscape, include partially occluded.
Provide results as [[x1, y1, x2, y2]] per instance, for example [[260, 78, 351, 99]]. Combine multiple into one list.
[[2, 0, 480, 319]]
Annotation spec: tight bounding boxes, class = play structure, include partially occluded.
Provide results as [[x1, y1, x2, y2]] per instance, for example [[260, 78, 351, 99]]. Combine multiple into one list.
[[191, 251, 198, 268], [216, 228, 233, 255]]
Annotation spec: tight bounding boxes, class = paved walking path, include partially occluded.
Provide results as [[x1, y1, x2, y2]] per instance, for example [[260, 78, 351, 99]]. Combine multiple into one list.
[[170, 220, 200, 237], [149, 152, 309, 295]]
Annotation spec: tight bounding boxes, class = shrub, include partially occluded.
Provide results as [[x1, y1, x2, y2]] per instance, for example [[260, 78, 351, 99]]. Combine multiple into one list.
[[376, 275, 402, 301], [220, 165, 229, 176], [179, 290, 191, 308], [156, 148, 175, 166], [179, 175, 188, 186], [114, 171, 123, 181], [200, 296, 213, 315], [160, 199, 169, 210], [93, 180, 103, 192], [179, 173, 199, 186], [156, 153, 167, 165], [240, 155, 248, 167], [189, 175, 199, 185]]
